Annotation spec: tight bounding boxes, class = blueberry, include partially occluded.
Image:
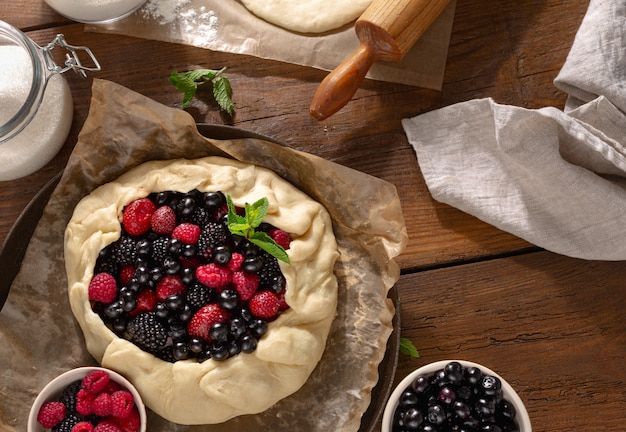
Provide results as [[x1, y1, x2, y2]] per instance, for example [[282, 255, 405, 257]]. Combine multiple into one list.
[[181, 267, 195, 285], [167, 238, 182, 256], [211, 342, 229, 361], [248, 319, 268, 338], [453, 400, 471, 420], [240, 335, 257, 353], [178, 304, 193, 322], [438, 386, 456, 405], [219, 289, 239, 311], [165, 294, 184, 311], [229, 318, 247, 339], [242, 257, 263, 273], [182, 243, 196, 258], [444, 361, 464, 383], [155, 302, 170, 319], [475, 397, 496, 418], [188, 338, 206, 354], [402, 407, 423, 429], [399, 389, 419, 407], [163, 256, 180, 275], [136, 239, 151, 257], [427, 403, 446, 425], [213, 245, 232, 265], [228, 339, 242, 357], [173, 341, 191, 360], [209, 323, 229, 342], [178, 196, 196, 217], [465, 366, 482, 385], [412, 375, 430, 394], [480, 375, 502, 397], [204, 192, 223, 210]]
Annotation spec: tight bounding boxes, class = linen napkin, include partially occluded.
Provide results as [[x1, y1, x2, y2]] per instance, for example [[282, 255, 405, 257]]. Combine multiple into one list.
[[402, 0, 626, 261]]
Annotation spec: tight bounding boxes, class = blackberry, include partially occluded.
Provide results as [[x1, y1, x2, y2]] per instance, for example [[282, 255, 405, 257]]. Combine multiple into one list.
[[189, 206, 211, 226], [94, 246, 118, 275], [51, 413, 81, 432], [156, 345, 176, 363], [126, 312, 168, 353], [186, 283, 214, 309], [59, 380, 81, 412], [111, 236, 137, 267], [149, 237, 169, 264], [258, 254, 283, 290], [197, 222, 227, 256]]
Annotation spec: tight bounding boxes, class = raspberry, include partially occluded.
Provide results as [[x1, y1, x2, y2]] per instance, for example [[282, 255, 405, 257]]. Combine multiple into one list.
[[248, 290, 280, 319], [88, 273, 117, 303], [269, 228, 291, 249], [81, 370, 110, 394], [110, 390, 135, 418], [118, 265, 135, 285], [150, 205, 177, 234], [36, 401, 66, 428], [196, 263, 232, 290], [72, 421, 95, 432], [93, 392, 112, 417], [155, 275, 185, 302], [172, 222, 201, 244], [94, 419, 122, 432], [232, 271, 259, 301], [102, 380, 122, 394], [76, 388, 96, 415], [187, 304, 231, 342], [122, 198, 156, 236], [130, 289, 157, 316], [116, 406, 140, 432], [227, 252, 245, 272], [276, 289, 289, 311]]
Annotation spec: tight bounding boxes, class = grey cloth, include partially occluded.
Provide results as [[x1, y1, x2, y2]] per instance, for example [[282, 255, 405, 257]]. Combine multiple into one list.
[[402, 0, 626, 260]]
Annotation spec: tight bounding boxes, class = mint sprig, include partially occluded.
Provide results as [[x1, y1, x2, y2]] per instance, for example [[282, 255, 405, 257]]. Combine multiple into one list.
[[226, 195, 290, 264], [399, 337, 420, 358], [168, 68, 235, 115]]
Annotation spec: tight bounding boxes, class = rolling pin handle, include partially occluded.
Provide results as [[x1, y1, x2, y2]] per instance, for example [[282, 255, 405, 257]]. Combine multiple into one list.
[[309, 43, 377, 121]]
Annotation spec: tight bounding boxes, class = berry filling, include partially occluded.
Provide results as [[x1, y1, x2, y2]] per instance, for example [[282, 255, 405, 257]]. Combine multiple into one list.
[[391, 362, 520, 432], [89, 190, 292, 363]]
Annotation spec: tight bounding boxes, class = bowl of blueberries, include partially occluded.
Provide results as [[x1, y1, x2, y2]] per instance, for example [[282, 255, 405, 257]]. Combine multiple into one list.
[[382, 360, 531, 432]]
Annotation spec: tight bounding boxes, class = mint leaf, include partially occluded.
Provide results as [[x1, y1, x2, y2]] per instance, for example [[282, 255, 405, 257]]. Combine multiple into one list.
[[399, 338, 420, 358], [213, 75, 235, 116], [169, 68, 234, 114], [249, 231, 290, 264], [225, 195, 291, 264]]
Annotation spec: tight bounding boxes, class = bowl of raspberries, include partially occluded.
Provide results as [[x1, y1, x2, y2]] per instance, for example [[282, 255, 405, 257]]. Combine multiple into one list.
[[382, 360, 532, 432], [28, 367, 146, 432]]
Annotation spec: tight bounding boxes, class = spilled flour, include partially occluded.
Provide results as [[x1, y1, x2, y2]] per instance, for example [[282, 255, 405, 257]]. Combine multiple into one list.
[[140, 0, 218, 45]]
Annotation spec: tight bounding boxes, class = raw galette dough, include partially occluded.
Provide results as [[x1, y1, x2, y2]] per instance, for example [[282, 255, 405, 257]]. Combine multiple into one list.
[[65, 156, 339, 425], [239, 0, 372, 33]]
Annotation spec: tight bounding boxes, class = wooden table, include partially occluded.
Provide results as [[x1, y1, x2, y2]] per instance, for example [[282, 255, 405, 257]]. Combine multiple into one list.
[[3, 1, 625, 431]]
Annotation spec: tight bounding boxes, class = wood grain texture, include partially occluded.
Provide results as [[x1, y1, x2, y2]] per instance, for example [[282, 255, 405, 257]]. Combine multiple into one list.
[[5, 2, 621, 430], [395, 251, 626, 431]]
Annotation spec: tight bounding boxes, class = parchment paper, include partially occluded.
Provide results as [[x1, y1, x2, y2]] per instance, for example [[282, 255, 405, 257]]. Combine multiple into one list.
[[0, 79, 407, 432], [86, 0, 457, 89]]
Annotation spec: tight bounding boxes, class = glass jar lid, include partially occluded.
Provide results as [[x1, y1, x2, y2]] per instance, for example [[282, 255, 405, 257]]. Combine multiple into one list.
[[0, 20, 101, 144]]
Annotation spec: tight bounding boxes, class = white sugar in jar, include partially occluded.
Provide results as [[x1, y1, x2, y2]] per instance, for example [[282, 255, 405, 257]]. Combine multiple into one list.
[[0, 21, 99, 181], [44, 0, 148, 23]]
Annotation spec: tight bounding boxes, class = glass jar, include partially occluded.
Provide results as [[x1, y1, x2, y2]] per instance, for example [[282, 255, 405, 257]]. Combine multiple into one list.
[[44, 0, 148, 24], [0, 21, 100, 181]]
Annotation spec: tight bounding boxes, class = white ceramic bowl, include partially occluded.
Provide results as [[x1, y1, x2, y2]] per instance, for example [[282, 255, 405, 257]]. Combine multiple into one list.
[[28, 366, 147, 432], [382, 360, 532, 432]]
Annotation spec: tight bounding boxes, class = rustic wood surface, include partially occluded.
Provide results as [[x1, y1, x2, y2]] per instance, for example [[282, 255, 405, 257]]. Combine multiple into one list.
[[3, 0, 625, 431]]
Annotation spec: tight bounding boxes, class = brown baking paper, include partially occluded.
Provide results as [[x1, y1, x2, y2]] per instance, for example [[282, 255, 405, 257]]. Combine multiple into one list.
[[87, 0, 457, 89], [0, 79, 407, 431]]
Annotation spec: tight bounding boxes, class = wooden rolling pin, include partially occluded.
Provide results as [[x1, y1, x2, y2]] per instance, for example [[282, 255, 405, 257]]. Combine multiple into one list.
[[309, 0, 451, 120]]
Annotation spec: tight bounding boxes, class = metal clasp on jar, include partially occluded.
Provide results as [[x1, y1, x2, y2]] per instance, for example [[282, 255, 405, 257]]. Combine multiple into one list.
[[42, 34, 101, 78]]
